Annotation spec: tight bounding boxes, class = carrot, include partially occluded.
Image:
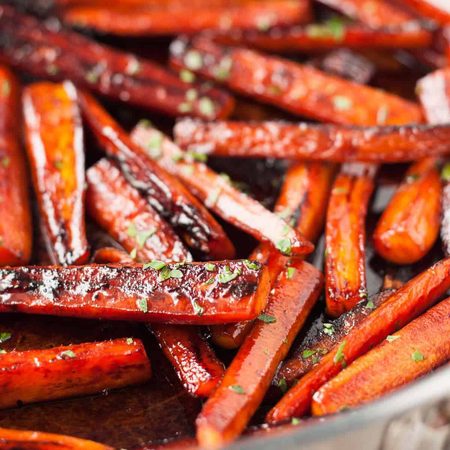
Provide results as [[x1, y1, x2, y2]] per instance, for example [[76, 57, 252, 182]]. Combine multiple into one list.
[[174, 120, 450, 163], [312, 297, 450, 415], [93, 246, 133, 264], [23, 81, 89, 265], [196, 261, 323, 448], [170, 37, 422, 125], [0, 262, 270, 325], [266, 257, 450, 422], [0, 5, 233, 120], [130, 120, 314, 257], [79, 91, 234, 260], [399, 0, 450, 25], [0, 67, 32, 266], [0, 338, 151, 409]]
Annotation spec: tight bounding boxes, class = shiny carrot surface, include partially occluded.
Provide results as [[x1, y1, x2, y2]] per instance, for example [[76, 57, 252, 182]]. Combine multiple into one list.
[[93, 246, 134, 264], [374, 157, 442, 265], [170, 37, 422, 125], [325, 164, 377, 317], [79, 91, 234, 259], [23, 81, 89, 265], [0, 5, 233, 120], [197, 261, 323, 448], [266, 257, 450, 422], [130, 121, 313, 257], [312, 297, 450, 415], [174, 120, 450, 163], [0, 428, 112, 450], [0, 262, 270, 325], [0, 338, 151, 409], [400, 0, 450, 25], [0, 67, 32, 266]]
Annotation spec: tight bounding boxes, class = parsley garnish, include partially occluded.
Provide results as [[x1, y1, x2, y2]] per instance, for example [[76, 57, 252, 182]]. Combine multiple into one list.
[[184, 50, 203, 71], [126, 338, 134, 345], [214, 56, 232, 81], [180, 69, 195, 83], [333, 340, 347, 366], [145, 260, 166, 270], [199, 97, 215, 118], [302, 349, 317, 359], [126, 58, 141, 75], [441, 163, 450, 182], [229, 384, 245, 394], [277, 378, 288, 393], [276, 237, 292, 256], [365, 299, 376, 310], [258, 313, 277, 324], [411, 350, 425, 362], [136, 298, 148, 313], [205, 263, 216, 272], [59, 350, 76, 359], [217, 266, 240, 283], [244, 260, 259, 270], [136, 228, 156, 248], [286, 266, 296, 279], [386, 335, 400, 343], [146, 133, 163, 159], [323, 323, 335, 336], [0, 332, 11, 344], [291, 418, 301, 425], [129, 248, 137, 259]]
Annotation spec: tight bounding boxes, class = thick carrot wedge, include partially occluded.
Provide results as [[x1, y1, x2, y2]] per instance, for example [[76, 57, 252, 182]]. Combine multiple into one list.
[[0, 427, 112, 450], [325, 164, 377, 317], [312, 297, 450, 415], [196, 261, 323, 448], [0, 338, 151, 409], [0, 5, 233, 120], [0, 262, 270, 325], [170, 37, 422, 125], [93, 246, 133, 264], [130, 121, 314, 257], [79, 91, 234, 260], [373, 157, 441, 264], [23, 81, 89, 265], [0, 67, 32, 266], [266, 257, 450, 423], [400, 0, 450, 25], [174, 120, 450, 163]]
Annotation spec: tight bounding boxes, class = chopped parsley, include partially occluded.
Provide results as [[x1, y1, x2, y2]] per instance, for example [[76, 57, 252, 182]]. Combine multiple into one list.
[[180, 69, 195, 83], [214, 56, 232, 81], [258, 313, 277, 324], [217, 266, 240, 283], [185, 151, 208, 162], [277, 377, 288, 393], [333, 340, 347, 366], [184, 50, 203, 71], [291, 418, 301, 425], [411, 350, 425, 362], [145, 260, 166, 270], [159, 267, 184, 281], [302, 349, 317, 359], [333, 95, 353, 111], [136, 228, 156, 248], [129, 248, 137, 259], [146, 133, 163, 159], [323, 323, 335, 336], [0, 332, 11, 344], [205, 263, 216, 272], [126, 338, 134, 345], [136, 298, 148, 313], [229, 384, 245, 394], [244, 260, 259, 270], [286, 266, 296, 279], [276, 237, 292, 256], [59, 350, 76, 359], [365, 299, 376, 310], [46, 64, 59, 76], [305, 17, 346, 41], [441, 163, 450, 182], [386, 335, 400, 343], [126, 58, 141, 75], [199, 97, 215, 118]]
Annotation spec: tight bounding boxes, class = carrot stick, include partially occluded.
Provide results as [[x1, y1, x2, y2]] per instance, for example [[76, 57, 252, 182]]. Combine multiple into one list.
[[196, 261, 323, 448], [23, 81, 89, 265], [79, 91, 234, 260], [312, 297, 450, 415], [266, 257, 450, 422], [0, 338, 151, 409], [399, 0, 450, 25], [0, 5, 233, 120], [130, 120, 314, 257], [0, 67, 32, 266], [0, 262, 270, 325]]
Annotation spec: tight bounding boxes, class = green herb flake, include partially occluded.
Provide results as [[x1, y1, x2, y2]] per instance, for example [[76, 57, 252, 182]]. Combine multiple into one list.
[[129, 248, 137, 259], [333, 340, 347, 366], [1, 156, 10, 168], [365, 299, 376, 310], [0, 332, 11, 344], [277, 377, 288, 393], [59, 350, 76, 359], [180, 69, 195, 83], [136, 298, 148, 313], [158, 267, 172, 281], [127, 222, 137, 238], [276, 237, 292, 256], [229, 384, 245, 395], [145, 260, 166, 270], [214, 56, 232, 81], [199, 97, 215, 118], [291, 418, 301, 425], [184, 50, 203, 71], [169, 269, 183, 279], [126, 58, 141, 75], [136, 228, 156, 248], [258, 313, 277, 324], [441, 163, 450, 182], [302, 349, 317, 359], [126, 338, 134, 345], [286, 266, 296, 279], [411, 350, 425, 362], [244, 259, 259, 270], [305, 17, 346, 41], [1, 80, 10, 97], [205, 263, 216, 272], [0, 349, 6, 354], [323, 323, 335, 336], [146, 133, 163, 159], [185, 151, 208, 162], [386, 335, 400, 343], [204, 276, 215, 285], [186, 88, 198, 102], [217, 266, 240, 284], [192, 300, 204, 316], [333, 95, 353, 111]]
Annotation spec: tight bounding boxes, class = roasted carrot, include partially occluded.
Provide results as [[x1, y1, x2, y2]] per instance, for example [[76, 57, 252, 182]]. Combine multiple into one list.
[[312, 297, 450, 415], [130, 120, 314, 257], [373, 157, 442, 264], [197, 261, 323, 448], [23, 81, 89, 266], [0, 338, 151, 409], [0, 5, 233, 120], [399, 0, 450, 25], [0, 427, 112, 450], [174, 120, 450, 163], [93, 246, 133, 264], [0, 262, 270, 325], [0, 67, 32, 266], [79, 91, 234, 260], [266, 257, 450, 422], [170, 37, 422, 125]]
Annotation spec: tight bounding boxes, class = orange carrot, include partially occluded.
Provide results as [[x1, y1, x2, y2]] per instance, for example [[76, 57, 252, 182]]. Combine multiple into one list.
[[399, 0, 450, 25]]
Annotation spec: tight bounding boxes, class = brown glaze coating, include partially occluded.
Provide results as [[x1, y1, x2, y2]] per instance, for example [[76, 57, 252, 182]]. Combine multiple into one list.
[[0, 67, 32, 266], [0, 5, 233, 120], [0, 338, 151, 409], [312, 297, 450, 415], [196, 261, 323, 448], [267, 257, 450, 422], [400, 0, 450, 25], [0, 262, 270, 325], [23, 82, 89, 266]]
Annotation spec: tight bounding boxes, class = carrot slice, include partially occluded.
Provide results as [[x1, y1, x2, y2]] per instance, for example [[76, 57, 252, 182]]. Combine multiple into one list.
[[196, 261, 323, 448], [399, 0, 450, 25], [0, 5, 233, 120], [130, 120, 314, 257], [23, 81, 89, 265], [79, 91, 234, 259], [0, 338, 151, 409], [0, 262, 270, 325], [93, 246, 134, 264], [266, 257, 450, 422], [0, 67, 32, 266], [170, 37, 422, 125], [312, 297, 450, 415]]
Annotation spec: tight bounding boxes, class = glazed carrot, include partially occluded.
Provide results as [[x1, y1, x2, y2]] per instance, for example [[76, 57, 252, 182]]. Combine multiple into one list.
[[312, 297, 450, 415], [266, 257, 450, 423], [93, 246, 133, 264], [0, 67, 32, 266], [130, 121, 314, 257], [79, 91, 234, 259], [170, 37, 422, 125], [23, 81, 89, 265], [373, 158, 441, 265], [0, 427, 112, 450], [325, 164, 377, 317], [0, 338, 151, 409], [0, 5, 233, 120], [399, 0, 450, 25], [0, 262, 270, 325], [197, 261, 323, 448], [174, 120, 450, 163]]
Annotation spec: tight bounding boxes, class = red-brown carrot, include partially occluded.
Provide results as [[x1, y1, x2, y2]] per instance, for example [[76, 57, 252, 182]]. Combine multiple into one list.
[[399, 0, 450, 25]]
